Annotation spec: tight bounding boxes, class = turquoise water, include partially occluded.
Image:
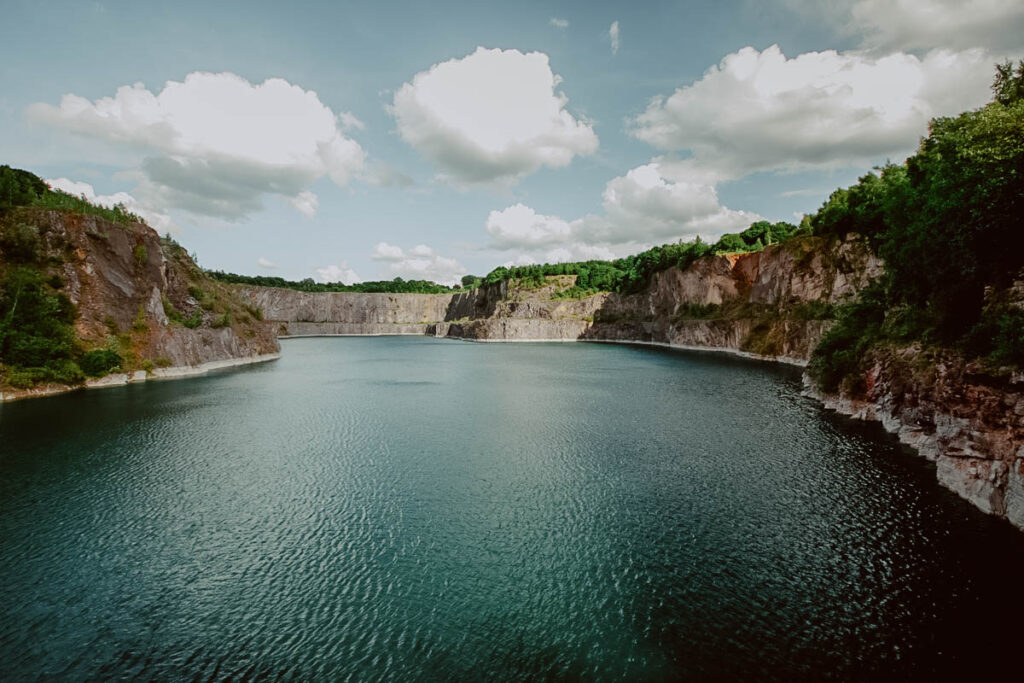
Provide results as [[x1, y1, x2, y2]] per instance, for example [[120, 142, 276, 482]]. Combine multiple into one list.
[[2, 337, 1023, 680]]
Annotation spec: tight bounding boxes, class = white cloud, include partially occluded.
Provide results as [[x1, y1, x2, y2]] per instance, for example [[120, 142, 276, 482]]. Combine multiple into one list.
[[609, 21, 620, 55], [390, 47, 598, 184], [541, 243, 616, 263], [315, 262, 361, 284], [629, 45, 993, 181], [485, 203, 572, 249], [370, 243, 465, 285], [45, 177, 176, 233], [498, 242, 620, 269], [589, 163, 758, 243], [851, 0, 1024, 52], [289, 190, 319, 218], [482, 161, 758, 266], [257, 257, 278, 269], [29, 72, 366, 220], [371, 241, 406, 261], [339, 111, 366, 131], [550, 17, 569, 29]]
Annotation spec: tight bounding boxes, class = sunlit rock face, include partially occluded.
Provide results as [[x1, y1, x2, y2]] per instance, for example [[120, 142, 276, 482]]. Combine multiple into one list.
[[20, 210, 279, 369], [239, 234, 880, 358]]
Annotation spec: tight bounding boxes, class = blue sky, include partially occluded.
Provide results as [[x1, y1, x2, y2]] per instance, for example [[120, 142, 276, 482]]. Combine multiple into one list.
[[2, 0, 1022, 284]]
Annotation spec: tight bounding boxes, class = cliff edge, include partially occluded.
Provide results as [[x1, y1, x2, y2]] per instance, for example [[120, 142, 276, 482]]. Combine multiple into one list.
[[0, 209, 279, 401]]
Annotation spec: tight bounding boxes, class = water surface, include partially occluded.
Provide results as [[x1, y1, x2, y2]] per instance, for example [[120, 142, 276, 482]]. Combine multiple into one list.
[[2, 337, 1023, 680]]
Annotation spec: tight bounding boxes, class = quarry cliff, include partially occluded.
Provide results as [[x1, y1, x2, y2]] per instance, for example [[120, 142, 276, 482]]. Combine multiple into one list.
[[237, 234, 881, 359], [0, 210, 279, 401]]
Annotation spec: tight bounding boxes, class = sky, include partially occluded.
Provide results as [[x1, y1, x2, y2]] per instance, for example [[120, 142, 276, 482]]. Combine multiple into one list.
[[2, 0, 1022, 285]]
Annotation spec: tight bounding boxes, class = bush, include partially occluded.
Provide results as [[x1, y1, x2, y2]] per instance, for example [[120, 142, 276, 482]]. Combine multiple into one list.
[[162, 295, 183, 324], [79, 349, 121, 377], [0, 166, 47, 209], [132, 305, 148, 332], [0, 267, 78, 372], [807, 282, 887, 393], [183, 311, 202, 328], [0, 222, 42, 262]]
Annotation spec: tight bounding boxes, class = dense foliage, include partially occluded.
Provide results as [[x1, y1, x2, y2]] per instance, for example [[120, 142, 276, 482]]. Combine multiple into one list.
[[0, 218, 94, 387], [205, 270, 458, 294], [809, 62, 1024, 390], [0, 165, 146, 226]]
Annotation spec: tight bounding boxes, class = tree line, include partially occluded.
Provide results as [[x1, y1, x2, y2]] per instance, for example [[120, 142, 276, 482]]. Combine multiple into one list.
[[808, 60, 1024, 390]]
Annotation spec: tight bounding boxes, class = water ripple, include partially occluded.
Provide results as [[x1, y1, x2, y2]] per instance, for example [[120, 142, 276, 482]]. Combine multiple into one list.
[[2, 338, 1024, 680]]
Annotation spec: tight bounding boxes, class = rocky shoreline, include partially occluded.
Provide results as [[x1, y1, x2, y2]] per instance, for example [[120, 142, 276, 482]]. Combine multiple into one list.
[[0, 352, 281, 403]]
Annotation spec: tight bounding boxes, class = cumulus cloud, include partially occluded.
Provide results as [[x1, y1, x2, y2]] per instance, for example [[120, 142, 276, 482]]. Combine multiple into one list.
[[498, 242, 619, 268], [629, 44, 993, 181], [609, 21, 620, 55], [369, 243, 465, 285], [485, 204, 572, 249], [315, 262, 361, 284], [45, 177, 175, 233], [257, 257, 278, 269], [371, 241, 406, 261], [851, 0, 1024, 52], [390, 47, 598, 184], [29, 72, 366, 220], [550, 17, 569, 29], [586, 163, 758, 243], [482, 161, 757, 266]]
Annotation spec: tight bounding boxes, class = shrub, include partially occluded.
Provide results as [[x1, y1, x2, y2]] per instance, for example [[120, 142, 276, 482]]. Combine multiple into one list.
[[162, 295, 183, 324], [807, 283, 887, 393], [132, 305, 148, 332], [0, 222, 41, 262], [183, 311, 202, 328], [79, 348, 121, 377], [0, 267, 78, 373]]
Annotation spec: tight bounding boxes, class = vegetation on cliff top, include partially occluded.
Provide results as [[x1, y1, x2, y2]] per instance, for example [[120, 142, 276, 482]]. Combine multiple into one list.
[[1, 165, 147, 226], [808, 61, 1024, 392], [204, 270, 457, 294]]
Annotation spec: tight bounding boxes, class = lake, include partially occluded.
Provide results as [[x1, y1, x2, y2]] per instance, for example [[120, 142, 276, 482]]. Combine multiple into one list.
[[2, 336, 1023, 680]]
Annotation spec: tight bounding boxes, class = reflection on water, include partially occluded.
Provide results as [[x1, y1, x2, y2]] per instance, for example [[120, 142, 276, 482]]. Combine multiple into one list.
[[2, 337, 1023, 680]]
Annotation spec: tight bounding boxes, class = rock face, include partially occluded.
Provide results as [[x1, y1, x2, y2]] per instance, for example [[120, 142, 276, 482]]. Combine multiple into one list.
[[1, 210, 279, 401], [238, 274, 608, 342], [806, 351, 1024, 530], [582, 235, 881, 359], [239, 235, 881, 358]]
